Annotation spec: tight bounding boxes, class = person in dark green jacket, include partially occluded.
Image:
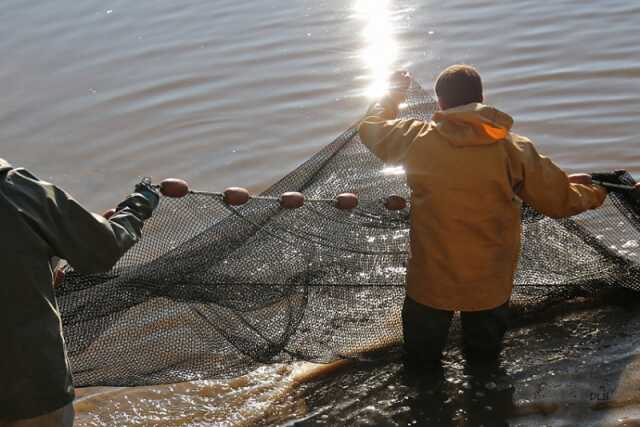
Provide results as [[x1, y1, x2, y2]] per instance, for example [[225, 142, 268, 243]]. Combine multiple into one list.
[[0, 158, 159, 426]]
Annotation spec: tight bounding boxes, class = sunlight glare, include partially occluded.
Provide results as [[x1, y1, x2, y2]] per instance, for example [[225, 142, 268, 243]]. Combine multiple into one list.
[[382, 165, 405, 176], [354, 0, 398, 98]]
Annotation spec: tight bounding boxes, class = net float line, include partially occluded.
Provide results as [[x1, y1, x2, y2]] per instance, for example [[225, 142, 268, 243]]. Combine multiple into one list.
[[154, 178, 408, 210], [155, 177, 640, 211]]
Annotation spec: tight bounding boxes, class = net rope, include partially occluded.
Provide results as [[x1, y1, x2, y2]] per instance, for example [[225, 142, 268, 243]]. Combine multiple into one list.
[[57, 80, 640, 386]]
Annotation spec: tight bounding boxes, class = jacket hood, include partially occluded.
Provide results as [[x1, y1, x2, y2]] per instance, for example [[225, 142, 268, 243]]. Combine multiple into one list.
[[432, 103, 514, 147], [0, 158, 11, 172]]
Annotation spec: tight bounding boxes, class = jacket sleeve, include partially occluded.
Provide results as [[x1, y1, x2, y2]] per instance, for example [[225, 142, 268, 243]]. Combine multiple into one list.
[[357, 98, 428, 165], [508, 137, 608, 219], [3, 168, 144, 273]]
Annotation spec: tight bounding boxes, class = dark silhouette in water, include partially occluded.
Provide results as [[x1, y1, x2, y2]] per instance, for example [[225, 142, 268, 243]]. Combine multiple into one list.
[[399, 353, 515, 426]]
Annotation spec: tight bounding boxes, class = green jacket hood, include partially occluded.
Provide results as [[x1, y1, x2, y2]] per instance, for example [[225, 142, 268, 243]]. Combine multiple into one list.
[[432, 103, 514, 147], [0, 158, 11, 172]]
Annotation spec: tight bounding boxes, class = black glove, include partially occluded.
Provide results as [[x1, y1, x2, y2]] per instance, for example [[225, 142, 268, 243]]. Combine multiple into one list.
[[592, 170, 640, 214], [116, 178, 160, 221], [591, 170, 628, 186]]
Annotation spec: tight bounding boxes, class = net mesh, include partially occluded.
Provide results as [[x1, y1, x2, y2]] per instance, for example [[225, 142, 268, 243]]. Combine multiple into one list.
[[56, 81, 640, 387]]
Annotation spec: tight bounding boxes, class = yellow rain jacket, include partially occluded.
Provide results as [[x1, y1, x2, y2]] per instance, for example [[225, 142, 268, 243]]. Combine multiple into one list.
[[359, 101, 607, 311]]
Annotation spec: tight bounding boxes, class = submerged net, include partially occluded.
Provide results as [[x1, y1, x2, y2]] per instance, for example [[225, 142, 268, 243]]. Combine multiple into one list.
[[56, 81, 640, 387]]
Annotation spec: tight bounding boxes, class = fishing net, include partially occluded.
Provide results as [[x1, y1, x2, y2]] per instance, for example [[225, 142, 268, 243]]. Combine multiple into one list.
[[56, 80, 640, 387]]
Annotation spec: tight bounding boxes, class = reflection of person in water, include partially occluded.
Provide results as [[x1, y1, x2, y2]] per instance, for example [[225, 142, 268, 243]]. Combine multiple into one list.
[[401, 364, 454, 426], [462, 362, 515, 427], [401, 361, 514, 427]]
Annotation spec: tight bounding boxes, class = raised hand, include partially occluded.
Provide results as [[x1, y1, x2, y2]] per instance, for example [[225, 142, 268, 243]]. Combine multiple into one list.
[[388, 70, 411, 104]]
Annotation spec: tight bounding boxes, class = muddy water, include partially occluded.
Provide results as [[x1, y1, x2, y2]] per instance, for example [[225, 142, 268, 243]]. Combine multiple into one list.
[[2, 0, 640, 425]]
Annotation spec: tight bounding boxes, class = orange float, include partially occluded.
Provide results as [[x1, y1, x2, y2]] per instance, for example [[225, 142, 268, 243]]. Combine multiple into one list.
[[159, 178, 190, 198], [335, 193, 358, 210], [385, 195, 407, 210], [280, 192, 305, 209], [53, 268, 65, 289], [223, 187, 251, 206], [102, 208, 116, 219]]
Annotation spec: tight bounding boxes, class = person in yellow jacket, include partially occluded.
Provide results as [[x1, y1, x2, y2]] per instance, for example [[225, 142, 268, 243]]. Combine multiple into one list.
[[358, 65, 608, 367], [0, 159, 159, 427]]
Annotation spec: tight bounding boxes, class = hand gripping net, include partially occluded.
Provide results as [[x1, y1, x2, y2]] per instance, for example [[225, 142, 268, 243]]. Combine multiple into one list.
[[56, 80, 640, 386]]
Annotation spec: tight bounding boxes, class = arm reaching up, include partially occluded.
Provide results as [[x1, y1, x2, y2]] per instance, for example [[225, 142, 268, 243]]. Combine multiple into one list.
[[358, 71, 428, 165]]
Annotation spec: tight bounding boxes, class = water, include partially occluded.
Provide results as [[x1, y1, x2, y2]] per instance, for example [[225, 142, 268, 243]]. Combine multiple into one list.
[[2, 0, 640, 425]]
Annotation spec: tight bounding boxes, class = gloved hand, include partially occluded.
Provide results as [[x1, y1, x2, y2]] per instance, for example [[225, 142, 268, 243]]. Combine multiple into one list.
[[591, 170, 628, 186], [591, 170, 640, 214], [387, 70, 412, 105], [116, 177, 160, 221]]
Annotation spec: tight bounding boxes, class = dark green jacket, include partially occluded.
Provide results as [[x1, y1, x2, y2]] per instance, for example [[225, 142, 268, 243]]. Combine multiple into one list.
[[0, 158, 143, 420]]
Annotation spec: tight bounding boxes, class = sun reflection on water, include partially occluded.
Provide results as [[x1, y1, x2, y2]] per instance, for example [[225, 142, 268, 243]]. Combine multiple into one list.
[[382, 165, 405, 175], [353, 0, 398, 98]]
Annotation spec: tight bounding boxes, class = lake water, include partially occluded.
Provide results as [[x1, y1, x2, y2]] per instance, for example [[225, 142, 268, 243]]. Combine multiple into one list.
[[2, 0, 640, 425]]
